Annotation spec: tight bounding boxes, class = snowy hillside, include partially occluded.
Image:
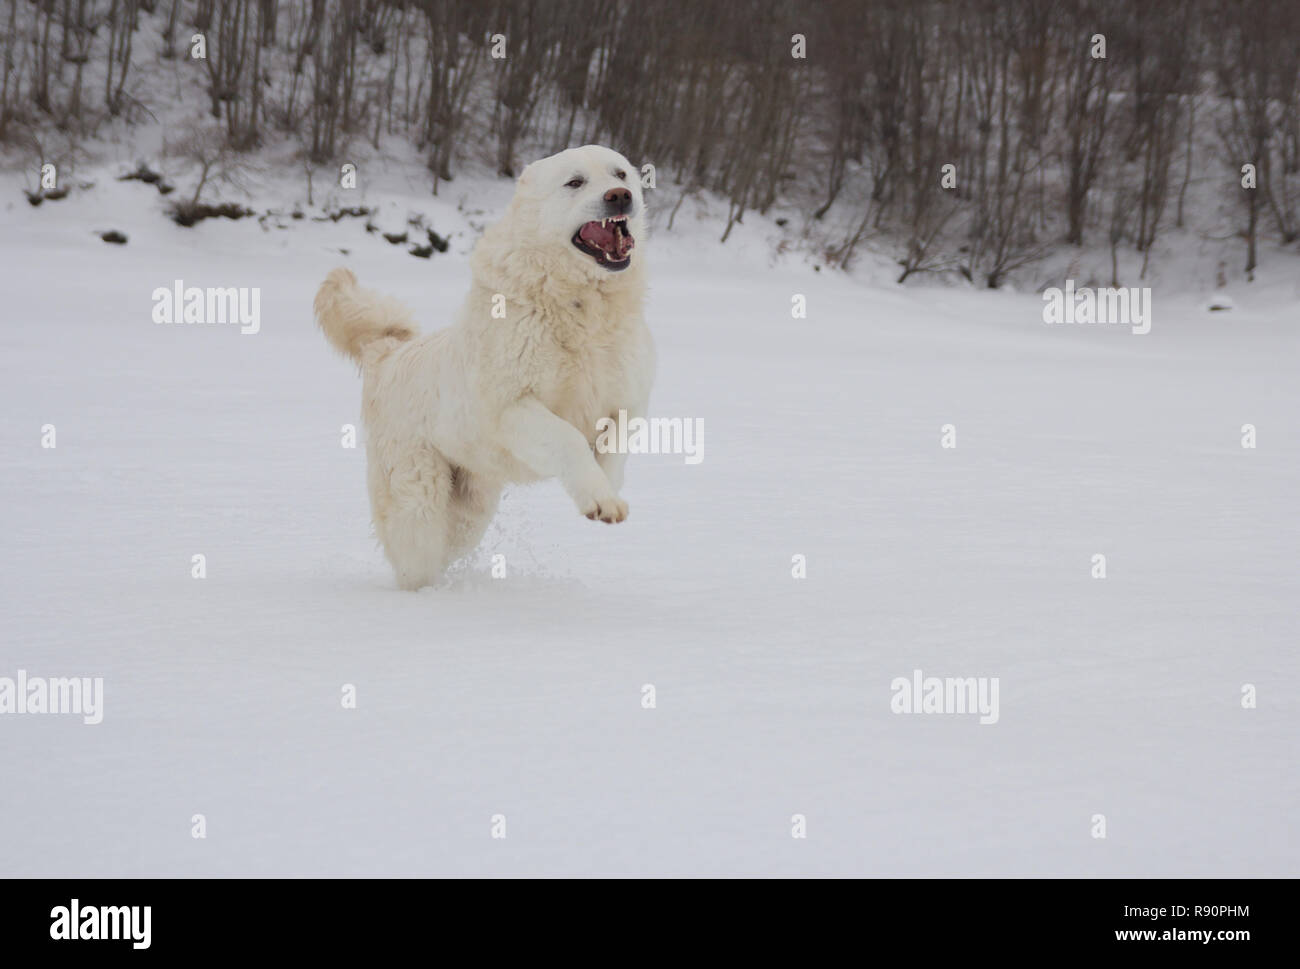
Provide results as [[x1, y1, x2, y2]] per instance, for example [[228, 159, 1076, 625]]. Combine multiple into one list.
[[1, 152, 1297, 875]]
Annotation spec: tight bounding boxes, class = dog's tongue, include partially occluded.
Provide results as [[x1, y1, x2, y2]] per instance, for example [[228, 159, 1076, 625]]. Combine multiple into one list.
[[579, 220, 618, 253]]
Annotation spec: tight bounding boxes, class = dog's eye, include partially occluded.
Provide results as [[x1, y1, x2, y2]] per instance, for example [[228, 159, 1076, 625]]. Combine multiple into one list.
[[615, 170, 627, 180], [565, 177, 585, 189]]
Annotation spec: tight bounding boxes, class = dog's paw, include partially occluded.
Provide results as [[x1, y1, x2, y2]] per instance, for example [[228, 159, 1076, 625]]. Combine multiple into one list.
[[581, 494, 628, 524]]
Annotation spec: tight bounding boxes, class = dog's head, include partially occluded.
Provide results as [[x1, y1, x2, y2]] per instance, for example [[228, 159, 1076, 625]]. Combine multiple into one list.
[[507, 145, 647, 281]]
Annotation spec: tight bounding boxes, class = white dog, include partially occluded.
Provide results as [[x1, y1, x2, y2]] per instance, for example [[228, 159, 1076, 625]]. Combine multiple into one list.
[[314, 145, 654, 589]]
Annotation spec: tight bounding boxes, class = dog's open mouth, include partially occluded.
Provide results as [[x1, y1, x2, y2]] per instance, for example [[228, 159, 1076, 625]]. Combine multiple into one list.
[[572, 216, 635, 271]]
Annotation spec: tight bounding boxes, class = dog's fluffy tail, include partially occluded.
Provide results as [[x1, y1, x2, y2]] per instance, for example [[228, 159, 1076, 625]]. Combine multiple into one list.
[[314, 267, 417, 364]]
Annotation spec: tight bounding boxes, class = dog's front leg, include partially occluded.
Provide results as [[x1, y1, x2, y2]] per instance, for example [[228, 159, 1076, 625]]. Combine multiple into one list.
[[596, 441, 629, 495], [498, 397, 628, 523], [594, 399, 647, 493]]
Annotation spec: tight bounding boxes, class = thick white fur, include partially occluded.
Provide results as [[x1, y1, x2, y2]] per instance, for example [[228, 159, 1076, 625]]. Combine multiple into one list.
[[315, 145, 654, 589]]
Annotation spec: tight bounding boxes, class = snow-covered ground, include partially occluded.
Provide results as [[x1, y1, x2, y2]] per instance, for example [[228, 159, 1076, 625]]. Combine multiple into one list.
[[1, 162, 1297, 876]]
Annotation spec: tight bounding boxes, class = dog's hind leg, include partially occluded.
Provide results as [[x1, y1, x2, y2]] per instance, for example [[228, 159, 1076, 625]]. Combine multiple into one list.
[[444, 466, 502, 568], [368, 444, 454, 590]]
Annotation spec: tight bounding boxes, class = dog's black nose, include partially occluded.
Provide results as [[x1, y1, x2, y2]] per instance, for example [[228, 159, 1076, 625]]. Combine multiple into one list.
[[604, 187, 632, 212]]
